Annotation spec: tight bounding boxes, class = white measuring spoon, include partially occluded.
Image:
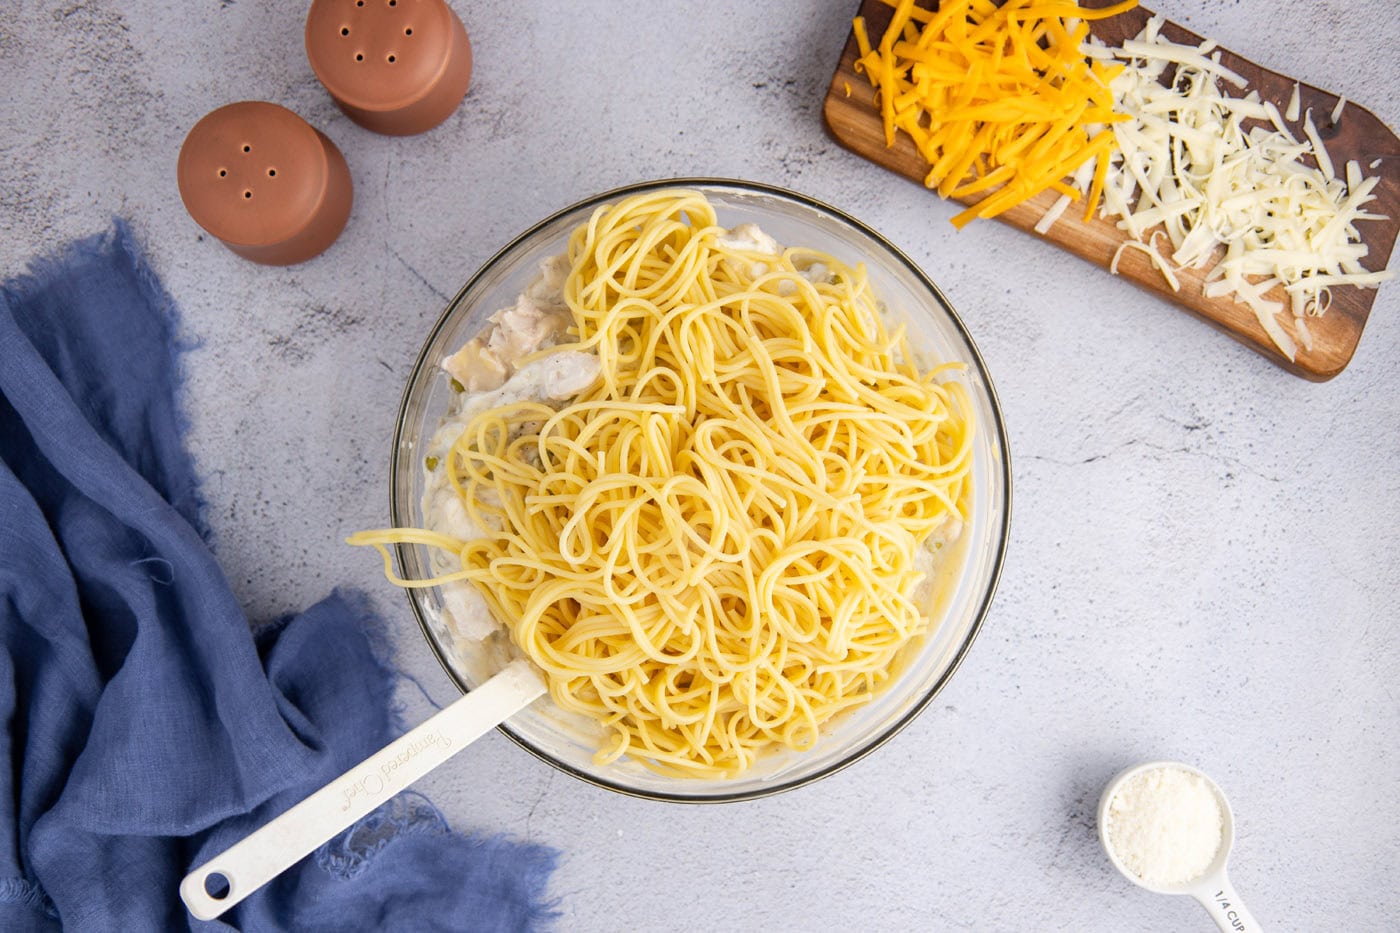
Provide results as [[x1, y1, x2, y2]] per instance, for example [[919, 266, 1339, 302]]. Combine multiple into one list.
[[178, 657, 546, 921], [1098, 761, 1261, 932]]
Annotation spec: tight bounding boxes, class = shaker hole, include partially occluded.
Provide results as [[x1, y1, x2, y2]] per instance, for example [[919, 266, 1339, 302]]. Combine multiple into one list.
[[242, 145, 251, 153], [356, 0, 364, 6], [387, 54, 396, 63], [341, 27, 349, 36], [388, 0, 396, 6], [267, 168, 276, 177], [243, 191, 252, 199], [218, 169, 227, 177], [404, 27, 412, 35], [355, 52, 364, 61]]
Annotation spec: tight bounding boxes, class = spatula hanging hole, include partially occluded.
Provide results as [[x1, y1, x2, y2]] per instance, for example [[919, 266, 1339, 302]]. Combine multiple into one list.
[[203, 872, 231, 899]]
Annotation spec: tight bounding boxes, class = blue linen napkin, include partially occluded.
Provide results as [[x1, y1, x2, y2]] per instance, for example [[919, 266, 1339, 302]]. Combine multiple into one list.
[[0, 223, 558, 932]]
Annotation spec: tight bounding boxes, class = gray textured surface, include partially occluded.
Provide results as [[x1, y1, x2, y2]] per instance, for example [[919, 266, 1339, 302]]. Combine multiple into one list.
[[3, 1, 1398, 930]]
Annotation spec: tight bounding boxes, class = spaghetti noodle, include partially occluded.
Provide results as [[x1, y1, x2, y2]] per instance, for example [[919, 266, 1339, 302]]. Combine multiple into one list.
[[352, 189, 974, 778]]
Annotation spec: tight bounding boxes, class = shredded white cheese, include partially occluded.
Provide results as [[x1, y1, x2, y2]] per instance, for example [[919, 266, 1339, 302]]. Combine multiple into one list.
[[1086, 17, 1394, 359]]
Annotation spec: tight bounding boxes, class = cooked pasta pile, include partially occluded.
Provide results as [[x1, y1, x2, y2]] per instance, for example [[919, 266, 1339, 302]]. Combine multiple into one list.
[[353, 189, 975, 777]]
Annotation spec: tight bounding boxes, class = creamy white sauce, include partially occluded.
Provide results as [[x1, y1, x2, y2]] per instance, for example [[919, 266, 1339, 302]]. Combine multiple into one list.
[[426, 254, 598, 647]]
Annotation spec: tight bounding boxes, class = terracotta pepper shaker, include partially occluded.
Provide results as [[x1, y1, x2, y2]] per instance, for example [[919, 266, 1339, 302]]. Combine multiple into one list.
[[177, 101, 353, 265], [305, 0, 472, 136]]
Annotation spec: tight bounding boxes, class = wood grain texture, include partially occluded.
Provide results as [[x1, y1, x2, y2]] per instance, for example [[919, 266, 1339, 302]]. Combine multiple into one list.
[[822, 0, 1400, 380]]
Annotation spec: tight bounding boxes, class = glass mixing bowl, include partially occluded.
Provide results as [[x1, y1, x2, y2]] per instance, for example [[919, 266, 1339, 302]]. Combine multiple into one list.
[[388, 179, 1010, 802]]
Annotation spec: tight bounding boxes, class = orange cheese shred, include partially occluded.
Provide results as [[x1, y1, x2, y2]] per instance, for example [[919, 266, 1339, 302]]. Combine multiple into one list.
[[854, 0, 1138, 227]]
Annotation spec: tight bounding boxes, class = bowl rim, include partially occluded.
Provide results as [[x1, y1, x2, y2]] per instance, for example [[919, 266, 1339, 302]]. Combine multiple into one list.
[[389, 176, 1013, 803]]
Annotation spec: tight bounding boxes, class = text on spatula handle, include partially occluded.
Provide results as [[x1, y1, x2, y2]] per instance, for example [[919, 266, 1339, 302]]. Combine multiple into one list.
[[340, 731, 454, 811]]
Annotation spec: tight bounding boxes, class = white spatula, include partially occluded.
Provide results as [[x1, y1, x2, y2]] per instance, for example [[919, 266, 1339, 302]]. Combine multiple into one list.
[[178, 657, 546, 921]]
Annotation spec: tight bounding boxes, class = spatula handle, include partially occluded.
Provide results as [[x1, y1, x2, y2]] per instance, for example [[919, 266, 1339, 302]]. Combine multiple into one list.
[[179, 658, 546, 921]]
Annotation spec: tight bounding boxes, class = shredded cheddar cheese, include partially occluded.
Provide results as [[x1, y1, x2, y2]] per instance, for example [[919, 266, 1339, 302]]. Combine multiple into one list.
[[854, 0, 1138, 227]]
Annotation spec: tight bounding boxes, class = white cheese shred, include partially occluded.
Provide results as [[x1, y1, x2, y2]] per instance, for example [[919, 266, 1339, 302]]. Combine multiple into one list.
[[1302, 109, 1335, 180], [1112, 235, 1180, 292], [1034, 194, 1073, 234]]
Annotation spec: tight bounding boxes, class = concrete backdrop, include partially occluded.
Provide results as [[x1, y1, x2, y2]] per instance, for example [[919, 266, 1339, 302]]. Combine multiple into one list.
[[2, 1, 1397, 929]]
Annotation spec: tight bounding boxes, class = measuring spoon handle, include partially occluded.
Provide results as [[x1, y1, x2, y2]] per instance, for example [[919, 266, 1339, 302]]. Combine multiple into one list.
[[1195, 873, 1261, 933]]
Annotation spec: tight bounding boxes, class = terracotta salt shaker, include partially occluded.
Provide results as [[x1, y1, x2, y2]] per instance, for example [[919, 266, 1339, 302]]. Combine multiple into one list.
[[177, 102, 353, 265], [305, 0, 472, 136]]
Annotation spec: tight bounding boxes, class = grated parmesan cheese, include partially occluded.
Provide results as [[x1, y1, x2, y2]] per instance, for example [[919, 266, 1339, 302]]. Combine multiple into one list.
[[1106, 766, 1223, 888]]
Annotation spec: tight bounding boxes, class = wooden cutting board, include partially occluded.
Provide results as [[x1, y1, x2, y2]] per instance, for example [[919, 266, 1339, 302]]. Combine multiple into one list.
[[823, 0, 1400, 380]]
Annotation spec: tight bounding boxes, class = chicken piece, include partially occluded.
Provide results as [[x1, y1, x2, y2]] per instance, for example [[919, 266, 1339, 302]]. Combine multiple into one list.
[[717, 223, 781, 255], [532, 350, 601, 400], [441, 337, 508, 393], [441, 255, 574, 392], [487, 295, 570, 363]]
